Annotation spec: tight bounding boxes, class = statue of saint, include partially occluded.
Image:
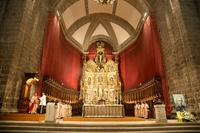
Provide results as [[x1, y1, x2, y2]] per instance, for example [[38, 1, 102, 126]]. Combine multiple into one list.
[[98, 76, 103, 82], [109, 77, 114, 86], [98, 84, 104, 99], [98, 51, 103, 63], [95, 42, 106, 64]]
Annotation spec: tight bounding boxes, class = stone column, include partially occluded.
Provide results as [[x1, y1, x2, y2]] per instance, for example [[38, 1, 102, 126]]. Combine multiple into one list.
[[154, 104, 167, 123], [0, 0, 48, 113]]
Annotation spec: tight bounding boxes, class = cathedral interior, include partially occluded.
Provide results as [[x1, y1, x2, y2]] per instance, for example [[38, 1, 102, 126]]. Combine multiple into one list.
[[0, 0, 200, 122]]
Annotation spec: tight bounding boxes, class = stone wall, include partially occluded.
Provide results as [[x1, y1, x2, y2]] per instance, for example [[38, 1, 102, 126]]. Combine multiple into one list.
[[178, 0, 200, 115], [154, 0, 200, 117], [0, 0, 48, 112]]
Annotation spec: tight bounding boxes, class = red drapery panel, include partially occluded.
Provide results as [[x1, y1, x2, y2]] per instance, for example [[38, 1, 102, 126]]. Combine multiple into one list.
[[39, 13, 82, 91], [120, 14, 168, 105]]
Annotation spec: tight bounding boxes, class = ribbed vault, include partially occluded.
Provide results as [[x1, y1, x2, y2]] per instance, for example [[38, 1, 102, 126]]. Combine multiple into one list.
[[48, 0, 154, 53]]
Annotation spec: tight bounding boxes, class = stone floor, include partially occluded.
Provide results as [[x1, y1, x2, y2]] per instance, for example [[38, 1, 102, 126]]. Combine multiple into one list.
[[2, 118, 199, 124]]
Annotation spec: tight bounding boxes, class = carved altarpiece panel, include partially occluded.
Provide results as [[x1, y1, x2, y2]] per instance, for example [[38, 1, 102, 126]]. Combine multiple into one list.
[[80, 42, 122, 106]]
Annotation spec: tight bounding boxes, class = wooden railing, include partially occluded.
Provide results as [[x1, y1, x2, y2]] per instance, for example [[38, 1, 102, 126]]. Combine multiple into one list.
[[123, 75, 162, 103], [42, 76, 79, 104]]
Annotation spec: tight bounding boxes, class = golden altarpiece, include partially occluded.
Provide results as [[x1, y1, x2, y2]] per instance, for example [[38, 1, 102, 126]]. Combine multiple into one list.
[[79, 42, 124, 117]]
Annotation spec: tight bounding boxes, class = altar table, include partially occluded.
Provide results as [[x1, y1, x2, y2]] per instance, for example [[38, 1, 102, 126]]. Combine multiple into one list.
[[83, 105, 124, 117]]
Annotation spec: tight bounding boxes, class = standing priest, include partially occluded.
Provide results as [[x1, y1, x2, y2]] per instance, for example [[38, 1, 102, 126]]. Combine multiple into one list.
[[39, 92, 46, 114]]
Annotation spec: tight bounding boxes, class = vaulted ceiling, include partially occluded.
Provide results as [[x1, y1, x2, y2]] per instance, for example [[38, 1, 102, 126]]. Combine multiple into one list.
[[48, 0, 154, 53]]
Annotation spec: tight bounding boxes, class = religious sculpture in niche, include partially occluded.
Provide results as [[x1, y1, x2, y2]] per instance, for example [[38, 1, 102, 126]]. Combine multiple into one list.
[[79, 41, 122, 105]]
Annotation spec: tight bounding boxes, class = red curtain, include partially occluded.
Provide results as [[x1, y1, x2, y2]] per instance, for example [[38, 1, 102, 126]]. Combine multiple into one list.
[[39, 13, 82, 91], [120, 14, 168, 105], [38, 13, 168, 105]]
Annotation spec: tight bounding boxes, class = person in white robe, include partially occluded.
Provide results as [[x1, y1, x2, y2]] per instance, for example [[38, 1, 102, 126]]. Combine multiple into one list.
[[64, 103, 69, 117], [39, 92, 46, 114], [68, 103, 72, 117], [60, 101, 66, 118], [57, 100, 62, 118], [137, 102, 141, 117], [140, 101, 145, 118], [144, 101, 149, 118], [134, 102, 138, 117]]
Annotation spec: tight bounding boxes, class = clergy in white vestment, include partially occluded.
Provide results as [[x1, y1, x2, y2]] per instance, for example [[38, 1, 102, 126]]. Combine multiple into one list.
[[134, 103, 138, 117], [64, 103, 69, 117], [39, 92, 46, 114], [137, 102, 141, 117], [57, 100, 62, 118], [140, 101, 145, 118], [144, 101, 149, 118], [60, 102, 66, 117], [68, 104, 72, 117]]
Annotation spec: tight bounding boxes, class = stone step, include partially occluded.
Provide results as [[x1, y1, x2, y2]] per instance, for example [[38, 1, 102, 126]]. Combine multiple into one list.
[[0, 121, 200, 133], [63, 116, 145, 121]]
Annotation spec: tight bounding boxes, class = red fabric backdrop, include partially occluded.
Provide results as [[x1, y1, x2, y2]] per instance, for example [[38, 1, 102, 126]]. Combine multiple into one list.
[[120, 15, 168, 104], [39, 13, 82, 91], [38, 13, 168, 104]]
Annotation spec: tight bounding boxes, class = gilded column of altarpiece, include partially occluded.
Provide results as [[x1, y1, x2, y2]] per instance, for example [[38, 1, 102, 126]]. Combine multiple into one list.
[[79, 42, 124, 117]]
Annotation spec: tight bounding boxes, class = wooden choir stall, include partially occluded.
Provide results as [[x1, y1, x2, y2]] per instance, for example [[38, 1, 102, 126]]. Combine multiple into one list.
[[42, 76, 80, 116], [123, 75, 163, 118]]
